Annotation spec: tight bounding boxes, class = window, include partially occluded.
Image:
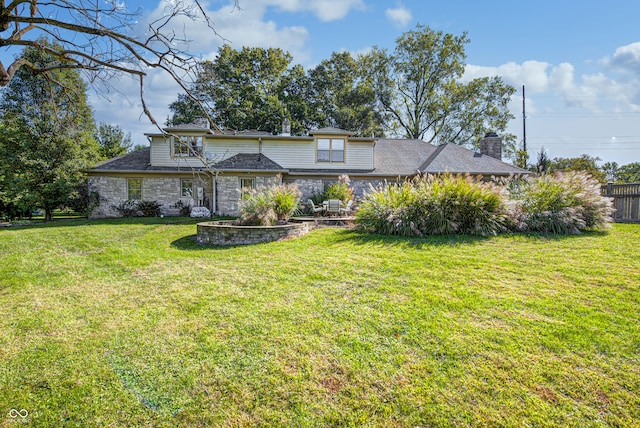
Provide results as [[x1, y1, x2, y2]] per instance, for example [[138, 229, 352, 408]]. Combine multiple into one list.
[[181, 179, 193, 198], [127, 178, 142, 200], [240, 178, 255, 200], [317, 138, 345, 163], [173, 136, 202, 157]]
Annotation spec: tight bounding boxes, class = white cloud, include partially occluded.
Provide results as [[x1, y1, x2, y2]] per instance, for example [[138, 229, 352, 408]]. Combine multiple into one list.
[[606, 41, 640, 73], [270, 0, 366, 21], [385, 6, 412, 27]]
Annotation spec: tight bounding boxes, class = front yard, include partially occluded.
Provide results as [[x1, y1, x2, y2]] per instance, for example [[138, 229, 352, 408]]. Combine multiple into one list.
[[1, 218, 639, 426]]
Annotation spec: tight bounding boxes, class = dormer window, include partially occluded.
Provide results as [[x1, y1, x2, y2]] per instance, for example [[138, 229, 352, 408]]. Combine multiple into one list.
[[173, 136, 202, 158], [317, 138, 345, 163]]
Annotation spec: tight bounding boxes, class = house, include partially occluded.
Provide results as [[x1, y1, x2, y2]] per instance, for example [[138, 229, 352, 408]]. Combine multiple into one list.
[[87, 120, 530, 218]]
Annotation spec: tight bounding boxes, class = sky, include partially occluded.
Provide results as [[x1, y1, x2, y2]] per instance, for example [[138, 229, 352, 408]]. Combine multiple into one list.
[[4, 0, 640, 165]]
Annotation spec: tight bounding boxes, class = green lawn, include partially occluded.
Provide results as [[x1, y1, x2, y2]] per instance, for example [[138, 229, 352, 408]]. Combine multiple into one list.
[[1, 218, 639, 427]]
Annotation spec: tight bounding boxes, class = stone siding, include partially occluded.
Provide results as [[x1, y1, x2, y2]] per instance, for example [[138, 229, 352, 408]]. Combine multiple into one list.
[[292, 178, 324, 201], [196, 221, 310, 246], [215, 175, 279, 216], [88, 176, 126, 218], [89, 175, 212, 218]]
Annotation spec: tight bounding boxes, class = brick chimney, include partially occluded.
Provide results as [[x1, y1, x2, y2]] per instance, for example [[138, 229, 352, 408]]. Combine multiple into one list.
[[479, 132, 502, 160]]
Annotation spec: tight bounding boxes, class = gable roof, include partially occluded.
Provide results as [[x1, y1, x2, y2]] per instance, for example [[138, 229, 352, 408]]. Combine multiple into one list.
[[212, 153, 286, 172]]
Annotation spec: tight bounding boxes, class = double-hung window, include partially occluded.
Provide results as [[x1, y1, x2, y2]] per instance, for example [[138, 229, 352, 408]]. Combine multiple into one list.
[[127, 178, 142, 200], [317, 138, 345, 163], [174, 136, 202, 157], [181, 179, 193, 198], [240, 178, 254, 200]]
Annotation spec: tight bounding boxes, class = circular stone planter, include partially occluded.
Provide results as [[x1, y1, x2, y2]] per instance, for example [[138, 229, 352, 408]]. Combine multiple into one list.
[[196, 220, 311, 246]]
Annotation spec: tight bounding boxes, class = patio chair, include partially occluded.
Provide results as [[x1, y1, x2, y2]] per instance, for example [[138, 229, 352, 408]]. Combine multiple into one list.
[[339, 200, 353, 216], [326, 199, 342, 216], [307, 199, 324, 216]]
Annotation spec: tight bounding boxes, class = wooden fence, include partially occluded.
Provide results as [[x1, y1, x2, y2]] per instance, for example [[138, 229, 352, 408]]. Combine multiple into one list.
[[601, 183, 640, 223]]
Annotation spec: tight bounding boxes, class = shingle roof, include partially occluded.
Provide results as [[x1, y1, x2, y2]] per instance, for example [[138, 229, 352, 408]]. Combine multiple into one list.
[[419, 143, 530, 176], [89, 138, 530, 177], [373, 139, 438, 176], [212, 153, 285, 171], [89, 147, 197, 172], [89, 149, 286, 173]]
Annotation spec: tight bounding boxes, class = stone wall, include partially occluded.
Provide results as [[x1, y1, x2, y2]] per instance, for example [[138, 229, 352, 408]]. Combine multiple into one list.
[[196, 221, 310, 246], [88, 175, 212, 218], [88, 176, 126, 218], [292, 178, 324, 201]]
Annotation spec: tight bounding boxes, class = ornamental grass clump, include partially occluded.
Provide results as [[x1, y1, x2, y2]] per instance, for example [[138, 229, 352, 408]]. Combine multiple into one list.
[[323, 174, 354, 204], [356, 174, 510, 236], [239, 183, 301, 226], [413, 174, 511, 236], [355, 181, 417, 236], [511, 171, 614, 234]]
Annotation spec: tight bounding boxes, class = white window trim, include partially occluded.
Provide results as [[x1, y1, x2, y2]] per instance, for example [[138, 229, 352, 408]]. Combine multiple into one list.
[[316, 138, 345, 163]]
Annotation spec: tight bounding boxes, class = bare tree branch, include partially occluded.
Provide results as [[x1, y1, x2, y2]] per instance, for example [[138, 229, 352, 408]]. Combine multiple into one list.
[[0, 0, 237, 130]]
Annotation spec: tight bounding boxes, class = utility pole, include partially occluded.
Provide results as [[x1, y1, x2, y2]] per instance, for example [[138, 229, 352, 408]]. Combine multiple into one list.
[[522, 85, 527, 154]]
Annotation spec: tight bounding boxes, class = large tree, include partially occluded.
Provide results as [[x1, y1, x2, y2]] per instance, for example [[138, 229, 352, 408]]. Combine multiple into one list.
[[95, 122, 132, 159], [548, 154, 606, 182], [0, 0, 237, 127], [307, 51, 384, 137], [0, 41, 99, 221], [363, 25, 515, 151], [616, 162, 640, 183], [167, 45, 312, 134]]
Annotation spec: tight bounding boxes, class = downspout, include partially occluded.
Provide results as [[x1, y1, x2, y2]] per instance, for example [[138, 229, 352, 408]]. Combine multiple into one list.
[[213, 170, 219, 215]]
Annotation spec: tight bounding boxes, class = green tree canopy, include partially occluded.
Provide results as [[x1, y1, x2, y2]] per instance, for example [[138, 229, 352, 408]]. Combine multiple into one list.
[[0, 39, 99, 221], [616, 162, 640, 183], [167, 45, 312, 135], [307, 51, 384, 136], [96, 122, 132, 160], [548, 154, 606, 182], [363, 25, 516, 153]]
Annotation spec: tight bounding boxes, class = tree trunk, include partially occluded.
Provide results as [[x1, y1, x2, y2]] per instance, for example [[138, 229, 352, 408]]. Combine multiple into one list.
[[45, 208, 53, 222]]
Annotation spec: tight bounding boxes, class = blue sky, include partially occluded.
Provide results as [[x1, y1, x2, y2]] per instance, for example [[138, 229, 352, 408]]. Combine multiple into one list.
[[4, 0, 640, 165]]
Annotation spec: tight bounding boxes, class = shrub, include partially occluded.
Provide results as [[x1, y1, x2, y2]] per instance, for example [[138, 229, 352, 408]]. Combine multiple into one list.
[[112, 200, 139, 217], [112, 200, 161, 217], [137, 200, 161, 217], [511, 171, 613, 234], [173, 200, 192, 216], [239, 183, 301, 226], [356, 174, 511, 237]]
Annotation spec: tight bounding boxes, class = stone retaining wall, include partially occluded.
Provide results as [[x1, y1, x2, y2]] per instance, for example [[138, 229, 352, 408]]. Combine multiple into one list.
[[197, 221, 310, 246]]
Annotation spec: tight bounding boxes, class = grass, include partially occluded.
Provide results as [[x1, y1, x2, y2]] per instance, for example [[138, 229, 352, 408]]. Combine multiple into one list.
[[0, 217, 639, 427]]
